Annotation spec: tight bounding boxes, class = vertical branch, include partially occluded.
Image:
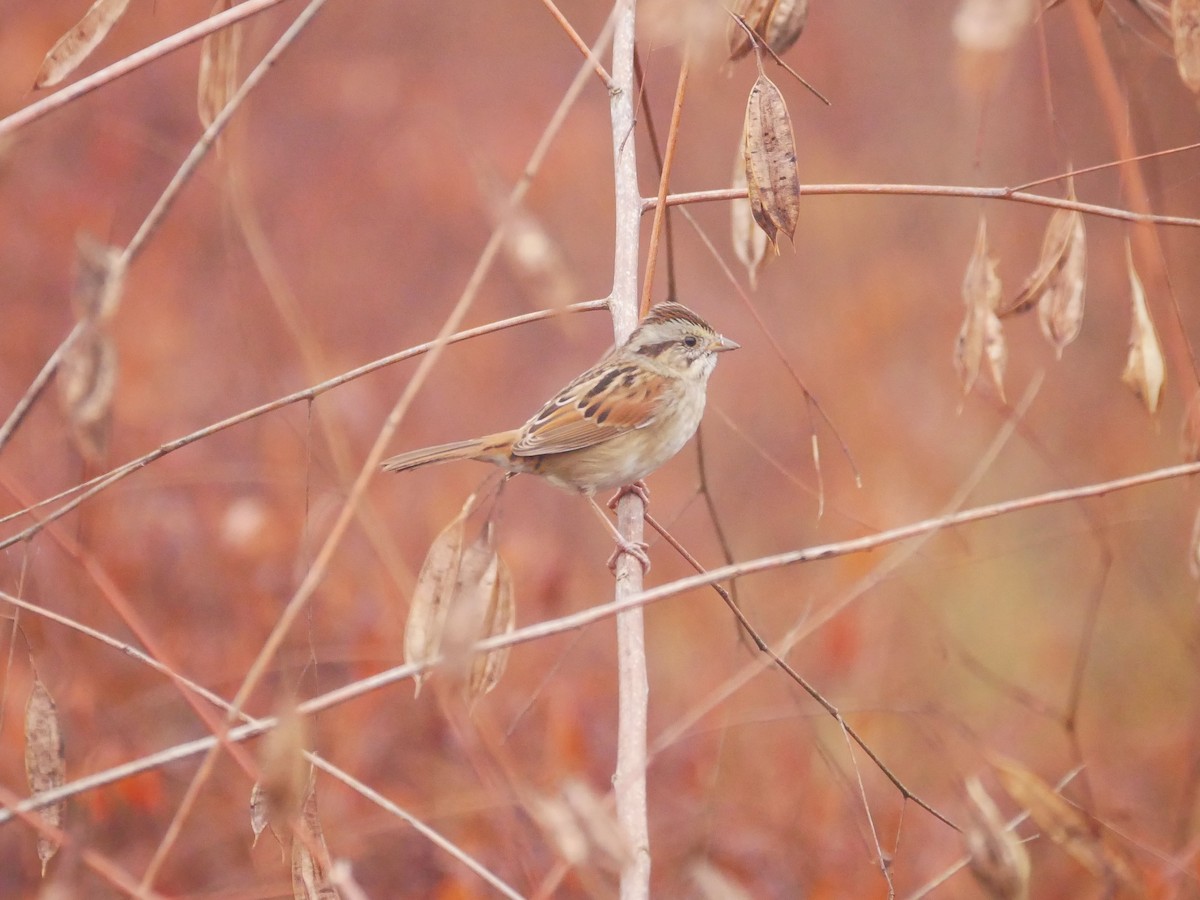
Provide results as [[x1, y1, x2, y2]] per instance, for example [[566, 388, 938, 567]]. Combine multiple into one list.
[[607, 1, 650, 897]]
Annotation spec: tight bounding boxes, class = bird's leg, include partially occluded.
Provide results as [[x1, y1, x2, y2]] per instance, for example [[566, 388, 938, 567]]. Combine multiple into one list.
[[586, 495, 651, 574], [606, 480, 650, 510]]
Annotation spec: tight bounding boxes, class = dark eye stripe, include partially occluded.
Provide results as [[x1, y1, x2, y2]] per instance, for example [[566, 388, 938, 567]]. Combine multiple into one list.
[[634, 340, 673, 357]]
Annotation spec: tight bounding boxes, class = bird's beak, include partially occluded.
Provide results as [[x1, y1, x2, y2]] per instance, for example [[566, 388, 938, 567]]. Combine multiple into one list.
[[710, 335, 740, 353]]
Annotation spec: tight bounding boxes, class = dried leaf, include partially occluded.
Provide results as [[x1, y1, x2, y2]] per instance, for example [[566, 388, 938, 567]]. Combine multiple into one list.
[[404, 496, 472, 695], [742, 73, 800, 249], [1181, 390, 1200, 461], [25, 676, 66, 876], [955, 214, 1006, 399], [953, 0, 1035, 51], [72, 234, 125, 322], [291, 779, 339, 900], [35, 0, 133, 89], [689, 860, 755, 900], [259, 701, 309, 837], [198, 0, 243, 130], [731, 145, 769, 287], [57, 325, 116, 463], [728, 0, 774, 60], [467, 552, 516, 702], [992, 755, 1138, 887], [964, 777, 1030, 900], [762, 0, 810, 55], [1121, 243, 1165, 414], [1173, 0, 1200, 92]]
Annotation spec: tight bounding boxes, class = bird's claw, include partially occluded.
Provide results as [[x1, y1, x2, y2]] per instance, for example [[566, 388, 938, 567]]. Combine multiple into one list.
[[607, 480, 650, 511], [607, 538, 651, 575]]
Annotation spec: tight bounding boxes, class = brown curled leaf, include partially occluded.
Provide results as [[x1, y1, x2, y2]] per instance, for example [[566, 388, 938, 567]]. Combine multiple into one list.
[[25, 675, 66, 875], [964, 776, 1030, 900], [955, 214, 1006, 400], [198, 0, 243, 131], [1121, 242, 1165, 414], [404, 495, 473, 695], [742, 73, 800, 249], [1173, 0, 1200, 92], [35, 0, 133, 89]]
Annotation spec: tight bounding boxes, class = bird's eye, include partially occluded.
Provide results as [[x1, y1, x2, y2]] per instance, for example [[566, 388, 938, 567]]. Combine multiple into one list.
[[683, 335, 698, 348]]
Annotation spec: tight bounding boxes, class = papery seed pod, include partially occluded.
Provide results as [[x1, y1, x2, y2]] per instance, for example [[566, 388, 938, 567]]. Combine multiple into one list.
[[404, 496, 473, 695], [25, 676, 66, 875], [731, 144, 769, 287], [742, 73, 799, 249], [35, 0, 133, 88], [992, 754, 1138, 888], [964, 777, 1030, 900], [1121, 243, 1165, 414], [198, 0, 243, 130], [954, 215, 1006, 399], [58, 324, 116, 463], [1172, 0, 1200, 92]]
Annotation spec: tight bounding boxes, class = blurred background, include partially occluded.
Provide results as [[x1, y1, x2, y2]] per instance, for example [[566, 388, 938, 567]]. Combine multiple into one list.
[[2, 0, 1200, 896]]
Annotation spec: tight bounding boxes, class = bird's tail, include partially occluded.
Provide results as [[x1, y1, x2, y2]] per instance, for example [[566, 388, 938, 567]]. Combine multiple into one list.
[[380, 433, 513, 474]]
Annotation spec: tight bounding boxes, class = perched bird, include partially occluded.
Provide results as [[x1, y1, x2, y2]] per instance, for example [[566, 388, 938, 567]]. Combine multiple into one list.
[[382, 302, 739, 569]]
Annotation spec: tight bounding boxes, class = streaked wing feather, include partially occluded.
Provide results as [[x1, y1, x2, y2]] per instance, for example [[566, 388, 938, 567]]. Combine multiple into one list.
[[512, 365, 664, 456]]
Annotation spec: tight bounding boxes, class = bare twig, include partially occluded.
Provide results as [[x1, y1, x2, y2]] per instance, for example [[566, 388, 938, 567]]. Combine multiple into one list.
[[648, 181, 1200, 227], [0, 589, 523, 899], [0, 0, 293, 139], [0, 301, 609, 545], [607, 3, 651, 898]]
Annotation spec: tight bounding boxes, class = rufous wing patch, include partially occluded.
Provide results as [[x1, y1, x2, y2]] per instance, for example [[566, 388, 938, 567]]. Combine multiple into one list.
[[512, 367, 665, 456]]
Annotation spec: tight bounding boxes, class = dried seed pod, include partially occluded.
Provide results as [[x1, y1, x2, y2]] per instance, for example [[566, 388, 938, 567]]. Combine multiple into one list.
[[404, 496, 472, 696], [742, 73, 800, 249], [1003, 195, 1087, 358], [198, 0, 243, 130], [467, 552, 515, 702], [25, 676, 66, 875], [1182, 390, 1200, 461], [728, 0, 774, 60], [291, 778, 338, 899], [258, 702, 309, 838], [57, 324, 116, 463], [1121, 243, 1165, 414], [953, 0, 1034, 51], [761, 0, 810, 56], [992, 755, 1138, 888], [964, 777, 1030, 900], [250, 781, 269, 847], [35, 0, 133, 88], [1172, 0, 1200, 92], [72, 235, 125, 323], [955, 214, 1006, 399], [731, 144, 769, 287]]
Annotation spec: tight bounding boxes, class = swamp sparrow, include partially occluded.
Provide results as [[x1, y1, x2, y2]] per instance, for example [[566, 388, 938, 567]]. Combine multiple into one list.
[[381, 302, 739, 568]]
